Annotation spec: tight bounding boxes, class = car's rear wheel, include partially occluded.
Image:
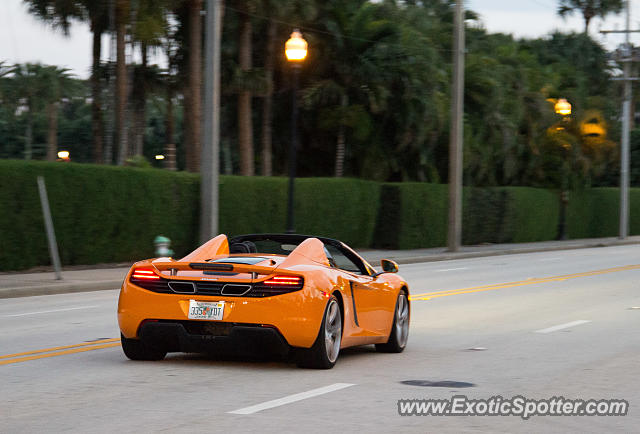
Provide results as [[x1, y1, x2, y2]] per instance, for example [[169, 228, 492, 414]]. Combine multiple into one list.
[[296, 296, 342, 369], [375, 291, 409, 353], [121, 334, 167, 361]]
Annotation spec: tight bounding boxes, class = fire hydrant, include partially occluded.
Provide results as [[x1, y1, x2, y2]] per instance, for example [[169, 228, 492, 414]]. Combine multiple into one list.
[[154, 235, 174, 257]]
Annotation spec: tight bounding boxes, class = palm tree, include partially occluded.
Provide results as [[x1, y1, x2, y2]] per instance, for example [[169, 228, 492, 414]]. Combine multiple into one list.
[[115, 0, 130, 165], [41, 66, 74, 161], [23, 0, 109, 163], [558, 0, 624, 33], [302, 0, 399, 177], [260, 14, 275, 176], [130, 0, 169, 157], [185, 0, 203, 172], [12, 64, 73, 161], [236, 1, 256, 176], [258, 0, 316, 176], [11, 64, 39, 160], [82, 1, 109, 164]]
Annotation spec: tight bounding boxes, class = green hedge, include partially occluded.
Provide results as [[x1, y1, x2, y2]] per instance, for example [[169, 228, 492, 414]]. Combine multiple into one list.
[[295, 178, 380, 247], [219, 176, 380, 248], [567, 188, 619, 239], [373, 184, 561, 249], [2, 159, 638, 271], [502, 187, 560, 243], [373, 183, 448, 249], [0, 162, 380, 270], [0, 160, 200, 271]]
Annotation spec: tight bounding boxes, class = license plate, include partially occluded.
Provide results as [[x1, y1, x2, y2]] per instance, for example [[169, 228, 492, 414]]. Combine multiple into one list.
[[188, 300, 225, 320]]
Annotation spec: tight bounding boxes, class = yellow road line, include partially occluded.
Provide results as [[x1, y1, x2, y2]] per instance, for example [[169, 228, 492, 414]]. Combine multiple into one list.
[[409, 264, 640, 301], [0, 342, 121, 366], [0, 338, 120, 360]]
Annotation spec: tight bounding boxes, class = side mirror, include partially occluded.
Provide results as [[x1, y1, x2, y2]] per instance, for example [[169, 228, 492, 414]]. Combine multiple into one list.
[[380, 259, 399, 274]]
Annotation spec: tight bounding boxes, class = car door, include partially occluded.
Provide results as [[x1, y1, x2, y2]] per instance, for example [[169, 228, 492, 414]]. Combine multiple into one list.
[[325, 245, 392, 335]]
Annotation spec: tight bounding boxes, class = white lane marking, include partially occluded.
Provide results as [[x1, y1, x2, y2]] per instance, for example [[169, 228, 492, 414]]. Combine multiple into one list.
[[434, 267, 468, 272], [4, 305, 100, 317], [535, 320, 591, 334], [227, 383, 355, 415], [538, 257, 562, 262]]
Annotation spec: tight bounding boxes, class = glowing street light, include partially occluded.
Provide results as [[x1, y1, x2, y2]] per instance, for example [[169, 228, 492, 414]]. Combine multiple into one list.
[[555, 98, 572, 116], [285, 30, 308, 62], [284, 30, 307, 234], [155, 154, 165, 160], [57, 150, 70, 161]]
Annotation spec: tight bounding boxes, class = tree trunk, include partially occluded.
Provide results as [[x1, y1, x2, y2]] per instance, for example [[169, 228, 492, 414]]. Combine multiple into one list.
[[165, 84, 174, 150], [115, 0, 128, 165], [185, 0, 203, 172], [583, 8, 594, 34], [25, 108, 33, 161], [335, 94, 348, 177], [261, 19, 276, 176], [134, 43, 148, 156], [238, 6, 254, 176], [46, 102, 58, 161], [91, 25, 104, 164], [165, 82, 176, 170]]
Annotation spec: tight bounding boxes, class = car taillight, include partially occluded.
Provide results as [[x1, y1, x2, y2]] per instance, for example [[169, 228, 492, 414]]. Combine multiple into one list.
[[263, 275, 302, 286], [131, 267, 161, 280]]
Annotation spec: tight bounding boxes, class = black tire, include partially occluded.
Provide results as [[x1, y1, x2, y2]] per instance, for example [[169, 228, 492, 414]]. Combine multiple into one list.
[[296, 296, 342, 369], [121, 334, 167, 361], [375, 291, 409, 353]]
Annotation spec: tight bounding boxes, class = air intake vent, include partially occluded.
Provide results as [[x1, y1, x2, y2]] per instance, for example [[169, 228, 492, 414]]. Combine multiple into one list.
[[221, 284, 251, 296], [168, 281, 196, 294]]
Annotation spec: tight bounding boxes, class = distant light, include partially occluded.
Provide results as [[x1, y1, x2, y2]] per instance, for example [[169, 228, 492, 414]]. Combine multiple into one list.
[[155, 154, 165, 160], [57, 150, 70, 159], [555, 98, 572, 116], [285, 30, 308, 62]]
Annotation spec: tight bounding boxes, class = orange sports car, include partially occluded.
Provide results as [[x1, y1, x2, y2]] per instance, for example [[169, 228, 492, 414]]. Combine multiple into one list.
[[117, 233, 410, 368]]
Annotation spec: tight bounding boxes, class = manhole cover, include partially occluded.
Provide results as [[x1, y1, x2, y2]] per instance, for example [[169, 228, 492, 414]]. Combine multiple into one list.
[[401, 380, 475, 388]]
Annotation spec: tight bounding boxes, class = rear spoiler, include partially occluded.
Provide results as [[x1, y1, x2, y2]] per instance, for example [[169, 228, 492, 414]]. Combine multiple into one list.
[[148, 261, 300, 278]]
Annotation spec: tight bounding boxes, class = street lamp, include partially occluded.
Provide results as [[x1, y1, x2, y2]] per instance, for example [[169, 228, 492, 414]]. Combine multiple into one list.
[[57, 150, 70, 162], [553, 98, 572, 240], [555, 98, 572, 116], [285, 30, 307, 234]]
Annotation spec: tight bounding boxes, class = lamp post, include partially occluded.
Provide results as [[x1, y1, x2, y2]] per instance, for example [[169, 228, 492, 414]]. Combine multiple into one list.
[[554, 98, 572, 240], [285, 30, 307, 234]]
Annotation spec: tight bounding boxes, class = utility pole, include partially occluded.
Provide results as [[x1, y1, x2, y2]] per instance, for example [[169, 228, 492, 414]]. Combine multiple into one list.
[[601, 0, 638, 239], [621, 0, 631, 239], [448, 0, 465, 252], [104, 0, 116, 164], [200, 0, 223, 243]]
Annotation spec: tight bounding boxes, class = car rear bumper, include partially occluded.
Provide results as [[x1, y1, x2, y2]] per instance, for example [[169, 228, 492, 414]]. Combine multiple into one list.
[[118, 281, 327, 348], [138, 321, 290, 356]]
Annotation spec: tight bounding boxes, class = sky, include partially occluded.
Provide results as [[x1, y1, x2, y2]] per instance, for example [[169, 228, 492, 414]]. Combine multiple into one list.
[[0, 0, 638, 79]]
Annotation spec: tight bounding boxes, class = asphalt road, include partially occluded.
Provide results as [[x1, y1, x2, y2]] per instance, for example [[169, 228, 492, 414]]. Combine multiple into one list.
[[1, 245, 639, 433]]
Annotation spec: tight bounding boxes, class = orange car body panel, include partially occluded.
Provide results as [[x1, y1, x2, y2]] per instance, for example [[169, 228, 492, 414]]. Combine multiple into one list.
[[117, 235, 409, 349]]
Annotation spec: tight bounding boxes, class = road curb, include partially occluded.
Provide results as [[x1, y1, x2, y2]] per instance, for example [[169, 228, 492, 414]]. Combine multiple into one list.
[[0, 280, 122, 299], [365, 238, 640, 265]]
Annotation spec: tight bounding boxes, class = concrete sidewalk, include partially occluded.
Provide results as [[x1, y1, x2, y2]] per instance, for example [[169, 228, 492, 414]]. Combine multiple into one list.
[[2, 235, 639, 299]]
